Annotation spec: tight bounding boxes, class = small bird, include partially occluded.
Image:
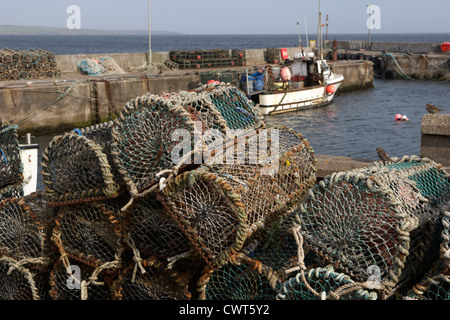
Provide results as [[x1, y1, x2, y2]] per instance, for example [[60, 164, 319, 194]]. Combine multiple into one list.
[[376, 147, 393, 164], [426, 103, 444, 114]]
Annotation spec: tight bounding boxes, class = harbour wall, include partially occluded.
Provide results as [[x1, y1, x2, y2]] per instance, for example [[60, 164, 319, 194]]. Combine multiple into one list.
[[1, 47, 374, 135], [323, 40, 444, 54], [323, 40, 450, 80], [0, 73, 200, 135]]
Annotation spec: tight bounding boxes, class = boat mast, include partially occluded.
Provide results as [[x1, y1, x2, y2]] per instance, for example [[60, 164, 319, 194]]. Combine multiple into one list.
[[317, 0, 323, 60], [297, 22, 302, 47]]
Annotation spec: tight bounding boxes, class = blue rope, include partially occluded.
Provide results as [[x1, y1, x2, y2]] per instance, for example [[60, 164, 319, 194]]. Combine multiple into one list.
[[0, 148, 7, 164], [72, 128, 83, 136]]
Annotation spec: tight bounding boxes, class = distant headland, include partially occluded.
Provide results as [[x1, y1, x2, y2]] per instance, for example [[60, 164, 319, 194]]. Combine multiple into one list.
[[0, 25, 183, 35]]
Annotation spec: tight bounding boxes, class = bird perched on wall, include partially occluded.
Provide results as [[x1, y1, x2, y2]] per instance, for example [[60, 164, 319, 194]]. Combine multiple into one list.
[[426, 103, 444, 114], [376, 147, 393, 164]]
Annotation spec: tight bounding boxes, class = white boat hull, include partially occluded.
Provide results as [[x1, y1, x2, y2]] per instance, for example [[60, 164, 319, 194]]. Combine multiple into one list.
[[257, 74, 344, 115]]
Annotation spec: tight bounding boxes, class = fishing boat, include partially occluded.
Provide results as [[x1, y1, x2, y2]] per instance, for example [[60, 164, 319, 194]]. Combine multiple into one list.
[[242, 0, 344, 115], [244, 52, 344, 115]]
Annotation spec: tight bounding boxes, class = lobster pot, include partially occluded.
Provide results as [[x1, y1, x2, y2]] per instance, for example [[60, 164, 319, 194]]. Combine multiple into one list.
[[78, 121, 125, 188], [191, 83, 264, 131], [51, 197, 127, 273], [123, 194, 191, 261], [0, 259, 49, 300], [296, 156, 450, 297], [197, 253, 281, 300], [238, 209, 326, 284], [111, 93, 199, 197], [0, 122, 23, 191], [114, 258, 191, 300], [0, 197, 51, 265], [111, 87, 263, 199], [404, 205, 450, 300], [49, 259, 114, 300], [42, 132, 122, 207], [277, 265, 378, 300], [159, 126, 316, 269], [0, 48, 60, 81]]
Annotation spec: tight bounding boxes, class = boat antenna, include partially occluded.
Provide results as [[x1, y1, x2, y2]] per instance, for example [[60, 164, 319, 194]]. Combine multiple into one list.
[[304, 16, 309, 51], [297, 22, 302, 47], [297, 21, 304, 56]]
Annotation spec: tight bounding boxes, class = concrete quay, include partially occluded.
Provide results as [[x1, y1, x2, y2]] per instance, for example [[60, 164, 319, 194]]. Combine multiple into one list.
[[421, 113, 450, 167]]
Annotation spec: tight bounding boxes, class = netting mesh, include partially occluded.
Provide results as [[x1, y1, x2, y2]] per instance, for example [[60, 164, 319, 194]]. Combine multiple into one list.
[[191, 83, 264, 131], [198, 253, 281, 300], [0, 197, 48, 263], [42, 131, 122, 206], [114, 258, 191, 300], [277, 265, 378, 300], [123, 194, 191, 261], [49, 259, 114, 300], [51, 197, 127, 273], [0, 259, 49, 300], [404, 204, 450, 300], [0, 121, 23, 200], [295, 156, 450, 297], [159, 126, 316, 269], [111, 83, 264, 201]]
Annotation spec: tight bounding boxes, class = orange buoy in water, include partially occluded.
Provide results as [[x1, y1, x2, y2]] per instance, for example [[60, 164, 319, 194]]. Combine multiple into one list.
[[326, 85, 336, 94], [395, 114, 402, 121], [441, 42, 450, 52], [281, 67, 292, 81]]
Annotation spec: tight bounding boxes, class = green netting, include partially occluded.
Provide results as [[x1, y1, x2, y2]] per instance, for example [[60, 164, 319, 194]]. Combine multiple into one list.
[[195, 83, 264, 131], [198, 253, 281, 300], [277, 265, 378, 300], [408, 167, 450, 208], [296, 155, 449, 298]]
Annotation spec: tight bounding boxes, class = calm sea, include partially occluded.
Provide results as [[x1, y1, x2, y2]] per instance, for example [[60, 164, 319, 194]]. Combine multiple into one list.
[[0, 33, 449, 54], [3, 33, 449, 190]]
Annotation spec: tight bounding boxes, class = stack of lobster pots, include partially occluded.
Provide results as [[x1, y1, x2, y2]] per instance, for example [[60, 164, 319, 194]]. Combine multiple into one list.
[[0, 48, 62, 81], [169, 49, 247, 70]]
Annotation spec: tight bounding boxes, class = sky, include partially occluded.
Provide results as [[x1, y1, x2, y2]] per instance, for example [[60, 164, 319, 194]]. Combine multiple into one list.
[[1, 0, 449, 34]]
